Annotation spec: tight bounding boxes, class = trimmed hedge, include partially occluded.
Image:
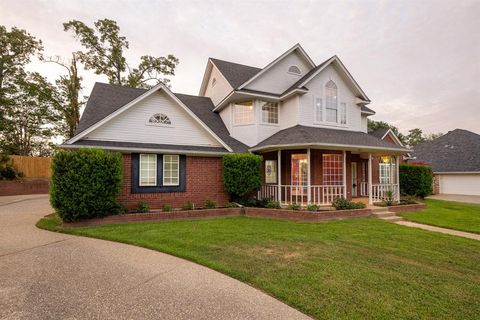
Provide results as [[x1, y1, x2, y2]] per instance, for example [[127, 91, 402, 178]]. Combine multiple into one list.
[[50, 148, 123, 222], [399, 164, 433, 198], [223, 153, 262, 201]]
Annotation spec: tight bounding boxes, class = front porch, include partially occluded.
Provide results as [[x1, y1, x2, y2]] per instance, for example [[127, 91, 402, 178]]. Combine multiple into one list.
[[258, 149, 401, 206]]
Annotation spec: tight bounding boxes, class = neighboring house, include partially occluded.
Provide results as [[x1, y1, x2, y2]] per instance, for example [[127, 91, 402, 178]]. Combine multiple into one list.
[[64, 44, 409, 209], [411, 129, 480, 196]]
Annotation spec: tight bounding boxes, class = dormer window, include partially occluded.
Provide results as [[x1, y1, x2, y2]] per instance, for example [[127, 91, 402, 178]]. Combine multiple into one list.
[[288, 65, 301, 75], [148, 113, 171, 126], [211, 77, 216, 87]]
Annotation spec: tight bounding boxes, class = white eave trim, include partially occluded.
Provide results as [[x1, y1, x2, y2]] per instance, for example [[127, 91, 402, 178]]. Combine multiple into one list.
[[237, 43, 316, 90], [249, 142, 410, 154], [62, 143, 229, 156], [382, 129, 404, 147], [66, 82, 233, 152]]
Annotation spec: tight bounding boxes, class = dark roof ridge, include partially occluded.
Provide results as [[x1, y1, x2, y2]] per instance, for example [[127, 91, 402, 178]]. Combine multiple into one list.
[[209, 57, 261, 70]]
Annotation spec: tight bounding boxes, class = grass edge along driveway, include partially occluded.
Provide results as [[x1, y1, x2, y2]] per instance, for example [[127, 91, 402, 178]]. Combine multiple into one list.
[[37, 215, 480, 320], [400, 199, 480, 234]]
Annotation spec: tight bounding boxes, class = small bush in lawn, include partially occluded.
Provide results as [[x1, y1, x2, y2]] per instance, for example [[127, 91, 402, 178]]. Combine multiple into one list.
[[182, 201, 194, 210], [307, 204, 320, 211], [223, 153, 262, 201], [136, 201, 150, 213], [266, 199, 281, 209], [384, 191, 395, 206], [225, 202, 238, 208], [332, 197, 366, 210], [162, 204, 173, 212], [50, 148, 123, 222], [287, 202, 301, 211], [238, 198, 268, 208], [400, 195, 417, 205], [399, 164, 433, 198], [203, 199, 216, 209]]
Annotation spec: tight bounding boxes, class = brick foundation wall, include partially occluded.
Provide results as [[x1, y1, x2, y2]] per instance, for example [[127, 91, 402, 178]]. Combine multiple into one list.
[[0, 179, 50, 196], [118, 154, 230, 210]]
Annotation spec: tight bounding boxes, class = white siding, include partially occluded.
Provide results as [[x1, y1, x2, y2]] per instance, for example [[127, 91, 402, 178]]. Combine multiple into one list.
[[439, 174, 480, 195], [361, 115, 368, 133], [279, 96, 299, 129], [298, 64, 363, 132], [86, 91, 222, 147], [203, 64, 233, 106], [245, 50, 313, 94]]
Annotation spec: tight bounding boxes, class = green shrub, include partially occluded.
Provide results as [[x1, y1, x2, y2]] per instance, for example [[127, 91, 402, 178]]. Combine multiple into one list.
[[182, 201, 194, 210], [400, 195, 417, 205], [266, 199, 281, 209], [238, 198, 268, 208], [332, 197, 366, 210], [223, 153, 262, 201], [136, 201, 150, 213], [384, 190, 395, 206], [162, 204, 172, 212], [0, 154, 21, 180], [225, 202, 238, 208], [287, 202, 301, 210], [399, 164, 433, 198], [307, 204, 320, 211], [203, 199, 216, 209], [50, 148, 123, 222]]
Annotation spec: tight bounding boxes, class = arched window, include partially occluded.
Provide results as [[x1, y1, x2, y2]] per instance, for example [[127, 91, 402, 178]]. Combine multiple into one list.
[[148, 113, 171, 125], [288, 65, 301, 75], [325, 80, 338, 123]]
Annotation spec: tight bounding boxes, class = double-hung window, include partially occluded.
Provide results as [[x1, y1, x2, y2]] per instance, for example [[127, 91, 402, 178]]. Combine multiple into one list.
[[325, 80, 338, 123], [379, 156, 391, 184], [314, 97, 322, 122], [261, 101, 278, 124], [139, 154, 157, 186], [234, 101, 254, 125], [163, 155, 179, 186], [340, 102, 347, 124], [322, 154, 343, 185]]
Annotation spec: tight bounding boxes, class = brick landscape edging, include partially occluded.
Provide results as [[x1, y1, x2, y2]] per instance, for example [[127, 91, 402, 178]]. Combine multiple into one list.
[[387, 203, 426, 213], [245, 207, 372, 221], [63, 206, 374, 227]]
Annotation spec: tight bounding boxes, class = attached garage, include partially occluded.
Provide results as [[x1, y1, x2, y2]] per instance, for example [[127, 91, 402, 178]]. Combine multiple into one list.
[[438, 173, 480, 196], [411, 129, 480, 196]]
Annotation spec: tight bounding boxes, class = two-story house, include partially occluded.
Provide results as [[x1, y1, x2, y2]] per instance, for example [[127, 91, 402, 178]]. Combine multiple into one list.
[[64, 44, 408, 209]]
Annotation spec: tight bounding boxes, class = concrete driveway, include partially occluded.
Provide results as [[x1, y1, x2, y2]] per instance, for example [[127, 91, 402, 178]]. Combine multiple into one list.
[[0, 195, 310, 320], [427, 194, 480, 204]]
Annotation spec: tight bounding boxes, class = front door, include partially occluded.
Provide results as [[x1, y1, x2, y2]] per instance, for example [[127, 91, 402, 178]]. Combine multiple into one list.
[[291, 154, 308, 196], [351, 162, 358, 197]]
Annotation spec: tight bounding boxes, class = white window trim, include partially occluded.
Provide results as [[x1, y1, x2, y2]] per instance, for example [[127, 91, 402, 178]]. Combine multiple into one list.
[[260, 101, 279, 126], [233, 101, 255, 126], [139, 154, 157, 186], [340, 102, 348, 125], [163, 155, 180, 186], [146, 113, 174, 128], [313, 95, 322, 124], [312, 80, 348, 128]]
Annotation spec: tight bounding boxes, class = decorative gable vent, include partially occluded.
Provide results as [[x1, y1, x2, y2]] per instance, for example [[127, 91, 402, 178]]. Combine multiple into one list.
[[212, 77, 216, 87], [148, 113, 171, 125], [288, 65, 301, 75]]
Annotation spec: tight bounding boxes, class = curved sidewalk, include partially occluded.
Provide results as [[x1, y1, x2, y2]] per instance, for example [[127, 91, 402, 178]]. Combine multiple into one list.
[[0, 195, 310, 320]]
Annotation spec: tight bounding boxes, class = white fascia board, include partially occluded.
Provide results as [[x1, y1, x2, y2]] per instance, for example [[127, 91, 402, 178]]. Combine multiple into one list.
[[198, 60, 213, 96], [250, 143, 410, 154], [237, 43, 316, 90], [61, 143, 229, 157], [68, 83, 233, 152], [298, 56, 370, 102], [382, 129, 404, 147]]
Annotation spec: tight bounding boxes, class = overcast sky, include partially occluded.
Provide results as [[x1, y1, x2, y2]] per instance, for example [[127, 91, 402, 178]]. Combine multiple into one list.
[[1, 0, 479, 135]]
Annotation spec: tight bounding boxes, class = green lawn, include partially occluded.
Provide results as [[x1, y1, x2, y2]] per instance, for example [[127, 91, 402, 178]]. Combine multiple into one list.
[[401, 199, 480, 234], [38, 214, 480, 319]]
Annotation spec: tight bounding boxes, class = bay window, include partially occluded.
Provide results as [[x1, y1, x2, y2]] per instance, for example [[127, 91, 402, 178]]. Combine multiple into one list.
[[261, 101, 278, 124], [234, 101, 254, 125]]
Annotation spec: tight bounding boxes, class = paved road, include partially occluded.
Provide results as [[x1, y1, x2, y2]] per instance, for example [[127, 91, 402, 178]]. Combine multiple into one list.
[[0, 195, 310, 320]]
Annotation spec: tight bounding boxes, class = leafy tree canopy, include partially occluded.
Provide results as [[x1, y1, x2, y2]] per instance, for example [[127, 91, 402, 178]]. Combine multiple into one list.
[[63, 18, 179, 89]]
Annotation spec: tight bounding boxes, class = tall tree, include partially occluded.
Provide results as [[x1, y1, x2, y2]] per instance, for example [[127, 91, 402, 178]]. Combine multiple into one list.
[[0, 26, 43, 129], [367, 119, 406, 144], [63, 19, 179, 89], [405, 128, 426, 147], [0, 72, 62, 156], [46, 53, 84, 139]]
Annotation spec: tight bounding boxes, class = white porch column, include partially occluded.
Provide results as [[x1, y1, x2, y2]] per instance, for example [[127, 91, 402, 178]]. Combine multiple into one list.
[[342, 150, 347, 198], [277, 150, 281, 203], [396, 155, 401, 201], [389, 155, 394, 192], [368, 153, 373, 204], [307, 148, 311, 204]]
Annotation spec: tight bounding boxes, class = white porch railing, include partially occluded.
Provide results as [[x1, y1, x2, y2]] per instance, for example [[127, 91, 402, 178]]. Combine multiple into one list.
[[359, 182, 368, 196], [258, 184, 345, 206], [371, 184, 399, 203]]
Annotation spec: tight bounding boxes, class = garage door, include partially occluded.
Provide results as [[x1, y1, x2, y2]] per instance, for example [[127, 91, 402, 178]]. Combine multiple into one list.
[[439, 174, 480, 195]]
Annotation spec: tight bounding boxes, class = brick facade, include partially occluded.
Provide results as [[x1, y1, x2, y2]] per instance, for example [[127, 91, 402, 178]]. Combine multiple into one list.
[[118, 154, 229, 209], [0, 179, 50, 196]]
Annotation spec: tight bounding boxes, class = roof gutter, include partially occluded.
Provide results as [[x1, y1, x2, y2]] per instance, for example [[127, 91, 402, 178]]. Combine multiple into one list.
[[249, 142, 410, 154]]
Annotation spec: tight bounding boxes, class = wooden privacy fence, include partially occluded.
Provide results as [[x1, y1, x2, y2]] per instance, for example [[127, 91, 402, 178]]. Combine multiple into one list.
[[10, 155, 52, 178]]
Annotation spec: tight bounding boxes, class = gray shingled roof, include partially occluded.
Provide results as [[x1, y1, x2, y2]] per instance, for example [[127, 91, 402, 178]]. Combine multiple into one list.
[[412, 129, 480, 172], [361, 105, 375, 114], [252, 125, 408, 152], [209, 58, 261, 89], [73, 83, 248, 152], [70, 140, 228, 154], [368, 127, 390, 139]]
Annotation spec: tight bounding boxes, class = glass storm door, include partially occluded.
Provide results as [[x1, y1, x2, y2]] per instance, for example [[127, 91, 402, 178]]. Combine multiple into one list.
[[351, 162, 358, 197]]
